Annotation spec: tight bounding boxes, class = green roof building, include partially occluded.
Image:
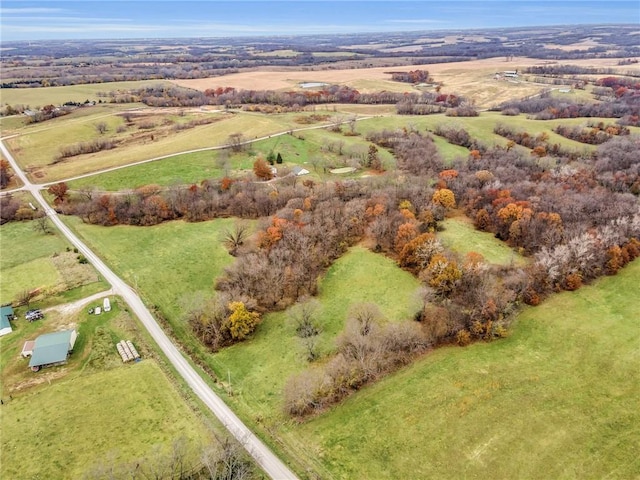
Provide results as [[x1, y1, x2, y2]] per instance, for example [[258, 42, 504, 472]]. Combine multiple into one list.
[[0, 305, 14, 337], [29, 329, 77, 371]]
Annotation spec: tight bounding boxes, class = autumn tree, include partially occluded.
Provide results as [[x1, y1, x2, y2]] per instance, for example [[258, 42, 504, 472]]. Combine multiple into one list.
[[185, 294, 232, 351], [0, 159, 14, 189], [431, 188, 456, 209], [228, 301, 260, 340], [394, 222, 418, 254], [253, 156, 274, 181], [47, 182, 69, 205], [425, 254, 462, 296]]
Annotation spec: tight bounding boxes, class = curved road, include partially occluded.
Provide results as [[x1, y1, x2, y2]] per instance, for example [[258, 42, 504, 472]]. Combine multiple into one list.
[[1, 114, 374, 193], [0, 139, 299, 480]]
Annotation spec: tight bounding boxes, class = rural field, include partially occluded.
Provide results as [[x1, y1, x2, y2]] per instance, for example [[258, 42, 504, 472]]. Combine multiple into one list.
[[0, 218, 108, 306], [175, 56, 640, 109], [60, 210, 640, 478], [0, 219, 233, 479], [295, 259, 640, 479], [2, 24, 639, 480]]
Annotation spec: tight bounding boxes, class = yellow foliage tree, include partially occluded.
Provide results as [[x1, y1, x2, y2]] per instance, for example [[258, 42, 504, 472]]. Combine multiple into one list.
[[228, 302, 260, 340], [432, 188, 456, 209]]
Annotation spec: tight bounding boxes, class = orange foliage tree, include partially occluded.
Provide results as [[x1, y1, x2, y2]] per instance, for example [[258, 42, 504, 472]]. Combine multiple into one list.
[[253, 157, 274, 180], [432, 188, 456, 209]]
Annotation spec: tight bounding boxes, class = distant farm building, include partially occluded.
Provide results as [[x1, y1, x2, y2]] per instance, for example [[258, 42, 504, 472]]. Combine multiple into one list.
[[27, 329, 78, 371], [503, 70, 519, 78], [0, 306, 15, 337], [292, 166, 310, 176]]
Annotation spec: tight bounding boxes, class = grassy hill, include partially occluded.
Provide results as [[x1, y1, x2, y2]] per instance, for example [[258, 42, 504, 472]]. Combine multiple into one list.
[[294, 259, 640, 478]]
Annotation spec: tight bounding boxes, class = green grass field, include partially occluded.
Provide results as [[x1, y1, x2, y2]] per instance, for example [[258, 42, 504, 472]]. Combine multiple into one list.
[[293, 259, 640, 479], [64, 216, 238, 330], [1, 359, 210, 479], [8, 108, 330, 183], [66, 126, 392, 191], [214, 246, 422, 415], [438, 216, 528, 266], [58, 209, 640, 478], [0, 219, 107, 305]]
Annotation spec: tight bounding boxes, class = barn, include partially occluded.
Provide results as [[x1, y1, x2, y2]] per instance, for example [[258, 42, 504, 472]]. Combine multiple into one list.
[[28, 329, 78, 372]]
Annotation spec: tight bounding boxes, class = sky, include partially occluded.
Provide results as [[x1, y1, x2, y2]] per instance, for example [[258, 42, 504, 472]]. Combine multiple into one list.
[[1, 1, 638, 42]]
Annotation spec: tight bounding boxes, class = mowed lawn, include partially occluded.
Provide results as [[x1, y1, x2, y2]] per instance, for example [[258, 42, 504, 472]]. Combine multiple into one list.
[[294, 259, 640, 479], [1, 360, 210, 479], [438, 216, 528, 266]]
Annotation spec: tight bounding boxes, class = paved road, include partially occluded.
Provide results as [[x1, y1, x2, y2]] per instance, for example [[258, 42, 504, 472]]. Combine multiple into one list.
[[0, 139, 299, 480]]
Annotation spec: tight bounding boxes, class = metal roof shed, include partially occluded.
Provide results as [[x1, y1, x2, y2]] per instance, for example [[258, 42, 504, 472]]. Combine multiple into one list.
[[29, 330, 77, 369], [0, 306, 14, 336]]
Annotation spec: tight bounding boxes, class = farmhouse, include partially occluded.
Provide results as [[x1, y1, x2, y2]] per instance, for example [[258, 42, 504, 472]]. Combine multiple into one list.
[[0, 305, 15, 336], [28, 329, 78, 372], [503, 70, 519, 78]]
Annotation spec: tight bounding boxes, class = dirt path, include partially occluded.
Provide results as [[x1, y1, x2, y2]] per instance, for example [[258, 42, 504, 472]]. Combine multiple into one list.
[[43, 289, 113, 316]]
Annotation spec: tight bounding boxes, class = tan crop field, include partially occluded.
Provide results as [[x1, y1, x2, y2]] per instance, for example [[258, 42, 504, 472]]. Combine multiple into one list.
[[173, 57, 640, 108]]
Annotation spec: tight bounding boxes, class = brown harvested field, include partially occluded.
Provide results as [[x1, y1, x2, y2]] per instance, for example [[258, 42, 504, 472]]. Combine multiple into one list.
[[173, 57, 640, 109]]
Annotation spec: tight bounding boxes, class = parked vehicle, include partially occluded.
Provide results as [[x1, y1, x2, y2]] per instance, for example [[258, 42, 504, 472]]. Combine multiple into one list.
[[25, 309, 44, 322]]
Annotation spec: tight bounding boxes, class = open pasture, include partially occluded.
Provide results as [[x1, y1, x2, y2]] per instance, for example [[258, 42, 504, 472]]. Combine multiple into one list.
[[294, 259, 640, 479], [65, 119, 392, 191], [438, 216, 528, 266], [1, 358, 210, 479], [7, 108, 299, 183], [65, 216, 237, 333], [0, 219, 106, 305]]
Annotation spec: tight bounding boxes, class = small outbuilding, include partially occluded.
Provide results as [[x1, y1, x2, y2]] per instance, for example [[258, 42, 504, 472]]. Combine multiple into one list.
[[21, 340, 35, 358], [0, 305, 15, 337], [28, 329, 78, 371], [103, 297, 111, 312], [292, 166, 310, 176]]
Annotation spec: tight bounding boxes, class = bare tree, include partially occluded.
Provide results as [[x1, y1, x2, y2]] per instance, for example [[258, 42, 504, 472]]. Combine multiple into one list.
[[202, 438, 253, 480], [222, 223, 249, 256], [288, 297, 321, 338], [227, 133, 246, 153], [15, 289, 37, 309], [33, 212, 52, 235], [94, 121, 108, 134]]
